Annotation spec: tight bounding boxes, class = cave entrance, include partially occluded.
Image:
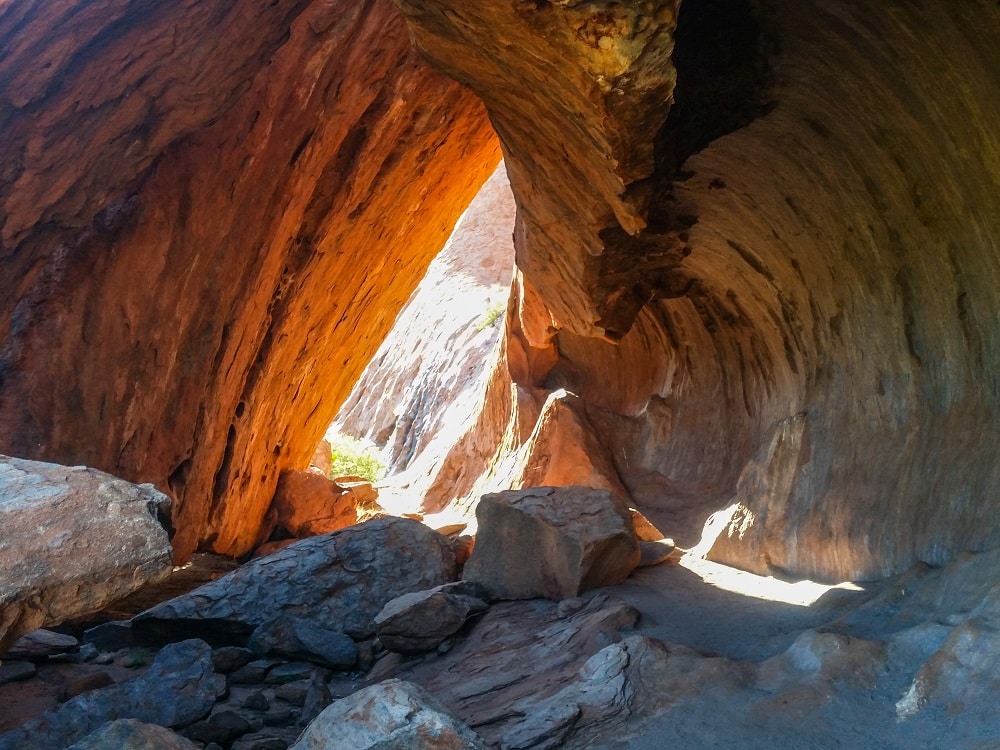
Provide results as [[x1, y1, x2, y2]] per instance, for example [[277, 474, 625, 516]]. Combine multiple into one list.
[[311, 162, 516, 525]]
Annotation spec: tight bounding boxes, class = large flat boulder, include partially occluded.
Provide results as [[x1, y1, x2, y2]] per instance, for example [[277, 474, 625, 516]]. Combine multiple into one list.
[[134, 517, 457, 641], [291, 679, 485, 749], [462, 487, 640, 600], [0, 456, 173, 653]]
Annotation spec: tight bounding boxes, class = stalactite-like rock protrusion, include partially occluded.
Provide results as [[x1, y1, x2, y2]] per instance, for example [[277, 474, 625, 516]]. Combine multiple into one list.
[[394, 0, 1000, 580], [0, 0, 499, 560]]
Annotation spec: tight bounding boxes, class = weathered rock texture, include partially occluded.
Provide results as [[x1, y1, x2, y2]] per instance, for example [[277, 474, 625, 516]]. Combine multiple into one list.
[[134, 518, 457, 642], [332, 162, 515, 505], [0, 639, 220, 750], [264, 469, 380, 541], [0, 456, 173, 653], [393, 0, 1000, 580], [463, 487, 640, 600], [65, 720, 200, 750], [0, 0, 498, 560], [292, 679, 486, 750]]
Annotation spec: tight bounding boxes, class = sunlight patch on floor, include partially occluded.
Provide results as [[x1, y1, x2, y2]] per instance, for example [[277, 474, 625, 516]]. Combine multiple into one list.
[[679, 555, 863, 607]]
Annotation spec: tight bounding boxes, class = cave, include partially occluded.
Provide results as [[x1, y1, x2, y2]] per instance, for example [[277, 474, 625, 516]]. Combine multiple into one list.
[[2, 0, 1000, 744]]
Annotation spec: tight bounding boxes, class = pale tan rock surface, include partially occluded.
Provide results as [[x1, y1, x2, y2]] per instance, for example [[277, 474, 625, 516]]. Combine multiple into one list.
[[463, 487, 640, 600], [291, 679, 485, 750], [0, 456, 173, 653]]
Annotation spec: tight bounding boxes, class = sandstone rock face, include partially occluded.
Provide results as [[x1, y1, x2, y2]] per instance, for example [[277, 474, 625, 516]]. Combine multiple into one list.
[[393, 0, 1000, 580], [463, 487, 640, 600], [0, 456, 173, 653], [0, 639, 220, 750], [332, 162, 515, 508], [264, 469, 379, 541], [134, 518, 457, 641], [65, 720, 200, 750], [0, 0, 498, 561], [291, 679, 485, 750]]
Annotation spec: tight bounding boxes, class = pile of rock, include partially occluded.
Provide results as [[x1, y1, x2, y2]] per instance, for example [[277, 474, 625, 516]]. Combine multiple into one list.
[[2, 480, 661, 749]]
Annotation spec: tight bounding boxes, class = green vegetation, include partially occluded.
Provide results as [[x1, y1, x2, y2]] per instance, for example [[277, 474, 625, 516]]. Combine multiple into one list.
[[328, 433, 386, 482], [475, 299, 507, 332], [122, 648, 156, 669]]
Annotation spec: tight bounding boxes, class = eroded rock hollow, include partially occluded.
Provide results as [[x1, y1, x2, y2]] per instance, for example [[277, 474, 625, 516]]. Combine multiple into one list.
[[391, 0, 1000, 580], [1, 0, 999, 585]]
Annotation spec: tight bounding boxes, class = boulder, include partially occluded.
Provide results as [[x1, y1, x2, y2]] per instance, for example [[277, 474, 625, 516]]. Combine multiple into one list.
[[249, 616, 357, 669], [462, 487, 640, 600], [0, 456, 173, 653], [896, 620, 1000, 719], [373, 582, 489, 654], [0, 639, 220, 750], [290, 679, 485, 750], [4, 629, 79, 660], [265, 470, 381, 540], [309, 440, 333, 478], [368, 593, 646, 747], [134, 518, 457, 642], [65, 719, 200, 750]]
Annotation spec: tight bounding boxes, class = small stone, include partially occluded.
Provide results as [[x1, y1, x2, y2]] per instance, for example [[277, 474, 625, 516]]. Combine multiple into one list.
[[63, 643, 99, 664], [243, 691, 271, 711], [0, 660, 36, 684], [230, 660, 273, 685], [184, 711, 252, 745], [274, 683, 308, 706], [213, 646, 253, 674], [262, 708, 295, 727], [265, 662, 313, 685], [637, 539, 677, 568], [94, 652, 114, 666]]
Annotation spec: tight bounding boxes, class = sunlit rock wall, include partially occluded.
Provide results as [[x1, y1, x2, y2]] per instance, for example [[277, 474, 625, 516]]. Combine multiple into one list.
[[0, 0, 499, 559]]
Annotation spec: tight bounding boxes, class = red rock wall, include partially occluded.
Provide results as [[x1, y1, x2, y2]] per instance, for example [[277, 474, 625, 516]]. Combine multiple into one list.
[[0, 0, 499, 559], [394, 0, 1000, 580]]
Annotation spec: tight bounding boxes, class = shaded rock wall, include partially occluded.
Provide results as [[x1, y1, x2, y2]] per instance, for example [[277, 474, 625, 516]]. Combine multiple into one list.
[[0, 0, 499, 559], [394, 0, 1000, 580]]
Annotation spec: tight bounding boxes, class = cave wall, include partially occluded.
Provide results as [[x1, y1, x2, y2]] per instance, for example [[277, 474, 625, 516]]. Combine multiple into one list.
[[0, 0, 499, 559], [394, 0, 1000, 580]]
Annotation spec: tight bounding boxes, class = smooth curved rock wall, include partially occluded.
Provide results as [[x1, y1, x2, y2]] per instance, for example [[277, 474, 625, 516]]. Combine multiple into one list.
[[394, 0, 1000, 580]]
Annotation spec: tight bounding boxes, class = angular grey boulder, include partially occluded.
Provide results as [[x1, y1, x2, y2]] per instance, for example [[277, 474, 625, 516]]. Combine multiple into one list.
[[249, 616, 357, 669], [0, 639, 220, 750], [0, 456, 173, 653], [134, 518, 456, 641], [373, 581, 489, 654], [65, 719, 200, 750], [290, 679, 485, 749], [462, 487, 640, 600]]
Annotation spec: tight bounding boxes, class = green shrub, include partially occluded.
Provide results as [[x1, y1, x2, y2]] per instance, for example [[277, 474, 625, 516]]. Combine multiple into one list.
[[327, 434, 386, 482], [475, 299, 507, 332]]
